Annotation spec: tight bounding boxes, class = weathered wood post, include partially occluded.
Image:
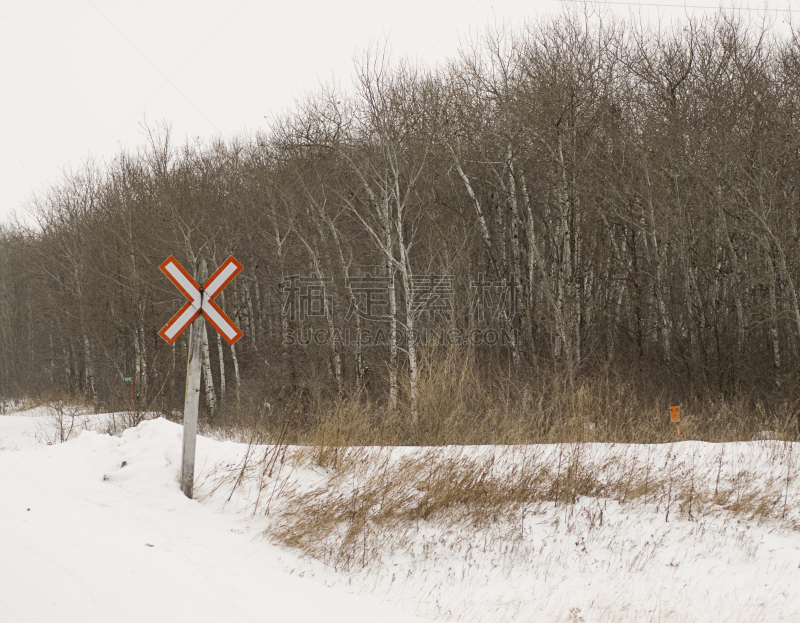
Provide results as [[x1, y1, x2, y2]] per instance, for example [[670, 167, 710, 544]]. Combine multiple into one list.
[[180, 259, 207, 499]]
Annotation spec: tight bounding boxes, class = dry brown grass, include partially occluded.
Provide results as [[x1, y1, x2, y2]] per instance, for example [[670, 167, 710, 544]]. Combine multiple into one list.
[[203, 433, 799, 573], [209, 349, 800, 447], [199, 349, 800, 588], [198, 354, 800, 622]]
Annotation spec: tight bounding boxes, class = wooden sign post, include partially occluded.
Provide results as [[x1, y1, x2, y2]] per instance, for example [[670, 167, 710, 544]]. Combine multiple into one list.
[[122, 376, 134, 412], [180, 260, 206, 499], [158, 256, 243, 498], [670, 405, 681, 437]]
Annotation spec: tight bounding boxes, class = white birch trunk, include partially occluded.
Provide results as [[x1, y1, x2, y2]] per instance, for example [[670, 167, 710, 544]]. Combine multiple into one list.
[[764, 246, 781, 375], [230, 340, 241, 407], [201, 322, 217, 415], [395, 218, 417, 422], [216, 332, 226, 401], [643, 165, 671, 363], [83, 333, 96, 402]]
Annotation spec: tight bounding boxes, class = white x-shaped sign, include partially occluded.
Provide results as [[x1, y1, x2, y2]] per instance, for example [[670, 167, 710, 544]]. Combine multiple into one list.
[[158, 256, 243, 345]]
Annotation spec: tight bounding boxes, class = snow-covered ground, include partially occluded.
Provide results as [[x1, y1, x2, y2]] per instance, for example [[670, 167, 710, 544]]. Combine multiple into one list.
[[1, 408, 799, 623], [0, 408, 430, 623]]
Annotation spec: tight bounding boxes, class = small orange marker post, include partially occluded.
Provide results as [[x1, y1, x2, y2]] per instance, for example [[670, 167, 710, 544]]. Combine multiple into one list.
[[670, 405, 681, 437]]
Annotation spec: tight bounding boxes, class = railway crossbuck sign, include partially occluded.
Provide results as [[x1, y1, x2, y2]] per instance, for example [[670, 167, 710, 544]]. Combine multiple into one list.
[[159, 256, 243, 345], [158, 255, 243, 500]]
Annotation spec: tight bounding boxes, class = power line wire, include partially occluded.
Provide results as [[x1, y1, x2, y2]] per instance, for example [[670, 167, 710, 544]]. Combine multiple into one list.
[[561, 0, 800, 14]]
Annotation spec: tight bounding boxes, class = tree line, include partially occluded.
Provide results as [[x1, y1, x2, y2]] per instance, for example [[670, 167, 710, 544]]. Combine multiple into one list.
[[2, 11, 800, 422]]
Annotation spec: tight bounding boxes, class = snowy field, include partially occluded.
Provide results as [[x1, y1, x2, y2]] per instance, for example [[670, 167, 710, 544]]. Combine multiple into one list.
[[1, 408, 799, 623]]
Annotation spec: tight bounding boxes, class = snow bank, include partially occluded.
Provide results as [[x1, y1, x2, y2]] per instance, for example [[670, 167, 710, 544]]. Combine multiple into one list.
[[0, 413, 429, 623], [2, 410, 799, 622]]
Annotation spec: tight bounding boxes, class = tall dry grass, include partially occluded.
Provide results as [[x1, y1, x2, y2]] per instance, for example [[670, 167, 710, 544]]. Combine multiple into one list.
[[207, 349, 800, 447], [203, 435, 799, 573], [198, 351, 800, 597]]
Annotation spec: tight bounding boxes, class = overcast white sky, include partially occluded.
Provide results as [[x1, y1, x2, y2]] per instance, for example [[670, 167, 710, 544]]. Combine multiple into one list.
[[0, 0, 794, 225]]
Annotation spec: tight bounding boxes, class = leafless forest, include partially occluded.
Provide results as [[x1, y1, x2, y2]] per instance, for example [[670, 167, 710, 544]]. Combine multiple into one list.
[[2, 11, 800, 442]]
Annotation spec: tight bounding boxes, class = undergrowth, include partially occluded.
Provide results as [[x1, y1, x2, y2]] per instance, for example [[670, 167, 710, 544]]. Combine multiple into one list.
[[204, 436, 799, 573], [201, 350, 800, 576], [206, 350, 800, 446]]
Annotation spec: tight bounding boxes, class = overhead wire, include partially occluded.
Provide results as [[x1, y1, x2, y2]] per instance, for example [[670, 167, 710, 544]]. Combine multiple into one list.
[[560, 0, 799, 13]]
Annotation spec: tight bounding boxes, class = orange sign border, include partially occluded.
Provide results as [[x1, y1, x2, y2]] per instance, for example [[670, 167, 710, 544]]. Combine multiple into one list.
[[158, 256, 243, 345]]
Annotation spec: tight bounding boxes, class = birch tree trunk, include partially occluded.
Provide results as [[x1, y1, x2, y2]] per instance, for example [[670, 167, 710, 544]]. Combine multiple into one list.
[[643, 164, 671, 363], [764, 244, 781, 381], [216, 332, 226, 402], [201, 322, 217, 415]]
